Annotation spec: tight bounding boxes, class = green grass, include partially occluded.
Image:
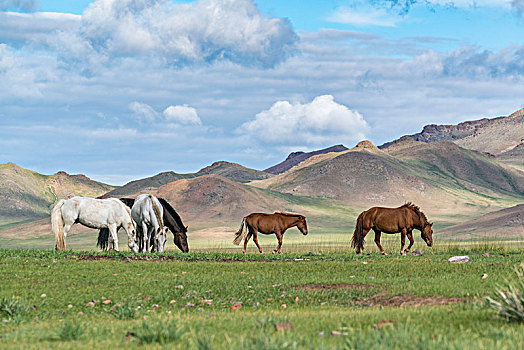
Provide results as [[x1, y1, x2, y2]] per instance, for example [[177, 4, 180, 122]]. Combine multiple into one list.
[[1, 248, 524, 348]]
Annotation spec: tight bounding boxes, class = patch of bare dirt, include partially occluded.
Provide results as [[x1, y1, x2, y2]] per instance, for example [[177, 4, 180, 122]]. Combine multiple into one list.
[[72, 254, 276, 262], [360, 292, 464, 307], [297, 283, 375, 291]]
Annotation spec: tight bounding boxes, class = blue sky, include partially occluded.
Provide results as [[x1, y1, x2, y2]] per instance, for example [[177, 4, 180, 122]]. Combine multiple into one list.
[[1, 0, 523, 185]]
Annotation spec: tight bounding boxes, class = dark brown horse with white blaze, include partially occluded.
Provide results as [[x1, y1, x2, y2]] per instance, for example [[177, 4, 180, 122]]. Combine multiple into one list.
[[351, 203, 433, 255], [233, 212, 308, 254]]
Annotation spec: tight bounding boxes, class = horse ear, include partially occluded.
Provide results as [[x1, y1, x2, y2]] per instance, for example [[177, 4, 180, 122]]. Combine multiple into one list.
[[430, 222, 433, 227], [185, 226, 188, 230]]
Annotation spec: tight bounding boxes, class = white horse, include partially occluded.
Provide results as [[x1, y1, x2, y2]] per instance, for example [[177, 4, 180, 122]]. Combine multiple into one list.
[[132, 194, 169, 253], [51, 197, 139, 252]]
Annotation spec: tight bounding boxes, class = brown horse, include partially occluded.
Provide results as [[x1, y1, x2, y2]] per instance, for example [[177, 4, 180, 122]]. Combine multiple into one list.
[[233, 212, 308, 254], [351, 203, 433, 255]]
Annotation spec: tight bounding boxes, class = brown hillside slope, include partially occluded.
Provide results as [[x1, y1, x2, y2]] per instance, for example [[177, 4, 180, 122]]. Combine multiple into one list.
[[103, 162, 271, 197], [380, 108, 524, 155], [384, 141, 524, 197], [153, 175, 293, 223], [0, 163, 114, 225], [251, 141, 523, 213], [196, 161, 272, 183], [264, 144, 348, 175], [438, 204, 524, 239], [252, 144, 441, 207]]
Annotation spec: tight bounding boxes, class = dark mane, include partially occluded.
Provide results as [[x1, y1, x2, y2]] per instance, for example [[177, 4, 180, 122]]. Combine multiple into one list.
[[401, 202, 429, 224], [158, 198, 186, 231], [274, 211, 305, 218]]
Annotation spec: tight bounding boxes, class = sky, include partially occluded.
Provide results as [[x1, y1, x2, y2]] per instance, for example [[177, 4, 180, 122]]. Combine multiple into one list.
[[0, 0, 523, 185]]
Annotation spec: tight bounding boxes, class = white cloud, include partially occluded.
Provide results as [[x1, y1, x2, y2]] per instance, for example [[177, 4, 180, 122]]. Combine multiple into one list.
[[129, 101, 158, 123], [163, 105, 202, 125], [238, 95, 369, 147], [74, 0, 297, 67], [129, 101, 202, 126], [328, 5, 400, 27]]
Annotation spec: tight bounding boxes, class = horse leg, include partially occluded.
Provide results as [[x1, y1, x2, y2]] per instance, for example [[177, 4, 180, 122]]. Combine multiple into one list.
[[252, 231, 264, 254], [373, 229, 387, 255], [356, 228, 370, 255], [243, 231, 252, 254], [140, 222, 148, 252], [109, 224, 119, 252], [273, 231, 283, 254], [144, 226, 152, 253], [405, 231, 414, 253], [400, 228, 407, 256]]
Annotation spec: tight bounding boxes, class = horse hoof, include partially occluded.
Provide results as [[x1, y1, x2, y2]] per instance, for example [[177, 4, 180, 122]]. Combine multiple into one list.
[[400, 251, 406, 256], [272, 250, 277, 254], [382, 252, 388, 256], [259, 251, 264, 254]]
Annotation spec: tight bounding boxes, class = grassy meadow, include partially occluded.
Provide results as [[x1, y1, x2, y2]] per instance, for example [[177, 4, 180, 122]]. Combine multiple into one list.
[[1, 246, 524, 349]]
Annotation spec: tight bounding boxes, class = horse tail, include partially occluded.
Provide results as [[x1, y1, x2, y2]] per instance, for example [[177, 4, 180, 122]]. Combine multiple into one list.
[[51, 199, 66, 250], [351, 211, 365, 253], [233, 218, 248, 245], [149, 195, 164, 232], [97, 228, 110, 250]]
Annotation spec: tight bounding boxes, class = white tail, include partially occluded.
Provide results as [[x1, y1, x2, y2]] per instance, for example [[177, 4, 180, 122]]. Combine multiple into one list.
[[51, 199, 66, 250], [233, 218, 248, 245]]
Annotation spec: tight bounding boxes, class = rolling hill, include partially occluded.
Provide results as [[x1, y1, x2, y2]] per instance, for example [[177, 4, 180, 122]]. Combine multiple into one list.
[[103, 161, 272, 197], [380, 108, 524, 156], [0, 163, 114, 226], [251, 140, 524, 221], [438, 204, 524, 240], [264, 144, 348, 175]]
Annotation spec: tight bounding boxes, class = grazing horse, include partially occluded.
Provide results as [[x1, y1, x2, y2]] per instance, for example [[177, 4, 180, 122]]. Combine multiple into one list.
[[97, 197, 189, 253], [233, 212, 308, 254], [351, 202, 433, 255], [131, 194, 169, 253], [51, 197, 138, 252], [158, 198, 189, 253]]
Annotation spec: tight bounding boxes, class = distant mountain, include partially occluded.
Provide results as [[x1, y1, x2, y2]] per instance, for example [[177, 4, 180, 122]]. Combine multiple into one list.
[[252, 140, 524, 209], [103, 161, 272, 197], [438, 204, 524, 239], [496, 144, 524, 172], [380, 108, 524, 156], [384, 140, 524, 197], [264, 144, 348, 175], [105, 171, 195, 197], [0, 163, 114, 225], [196, 161, 272, 183]]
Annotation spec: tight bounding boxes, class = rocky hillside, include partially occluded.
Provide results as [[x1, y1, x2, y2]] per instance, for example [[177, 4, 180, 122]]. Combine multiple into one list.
[[264, 144, 348, 175], [0, 163, 114, 225], [380, 108, 524, 156]]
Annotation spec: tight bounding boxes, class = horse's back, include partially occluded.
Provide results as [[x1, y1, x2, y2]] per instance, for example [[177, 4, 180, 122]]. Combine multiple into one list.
[[364, 206, 411, 232]]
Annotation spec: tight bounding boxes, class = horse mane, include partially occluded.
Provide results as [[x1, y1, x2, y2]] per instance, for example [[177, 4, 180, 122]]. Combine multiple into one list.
[[401, 202, 429, 224], [274, 211, 305, 218], [158, 197, 186, 232]]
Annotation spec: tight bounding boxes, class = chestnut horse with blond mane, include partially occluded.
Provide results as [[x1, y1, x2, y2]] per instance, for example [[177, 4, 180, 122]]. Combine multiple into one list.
[[351, 203, 433, 255], [233, 212, 308, 254]]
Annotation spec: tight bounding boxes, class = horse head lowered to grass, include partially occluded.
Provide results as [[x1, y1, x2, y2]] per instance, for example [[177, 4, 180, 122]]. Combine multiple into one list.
[[97, 196, 189, 253], [351, 202, 433, 255]]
